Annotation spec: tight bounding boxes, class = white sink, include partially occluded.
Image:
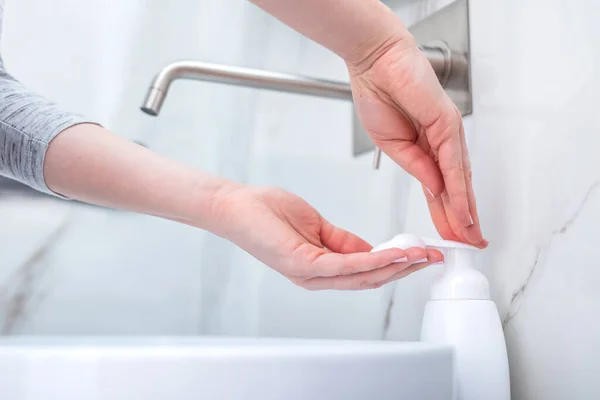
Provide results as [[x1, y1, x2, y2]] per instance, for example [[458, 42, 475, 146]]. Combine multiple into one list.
[[0, 337, 454, 399]]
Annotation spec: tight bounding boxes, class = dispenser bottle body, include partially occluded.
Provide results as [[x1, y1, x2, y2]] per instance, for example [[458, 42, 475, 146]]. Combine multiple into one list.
[[371, 234, 511, 399], [421, 300, 510, 400]]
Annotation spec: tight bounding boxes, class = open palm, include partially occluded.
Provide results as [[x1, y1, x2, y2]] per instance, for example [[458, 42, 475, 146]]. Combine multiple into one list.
[[212, 186, 442, 290]]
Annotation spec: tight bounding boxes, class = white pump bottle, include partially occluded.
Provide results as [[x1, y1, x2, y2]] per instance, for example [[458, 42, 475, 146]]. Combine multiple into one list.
[[372, 234, 510, 400]]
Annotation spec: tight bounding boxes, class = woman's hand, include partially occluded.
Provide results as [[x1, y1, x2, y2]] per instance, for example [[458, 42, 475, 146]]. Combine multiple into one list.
[[211, 185, 443, 290], [44, 125, 441, 290], [250, 0, 486, 248], [347, 38, 487, 248]]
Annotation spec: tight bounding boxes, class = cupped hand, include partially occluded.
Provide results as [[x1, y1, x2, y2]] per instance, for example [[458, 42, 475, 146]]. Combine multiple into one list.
[[211, 185, 443, 290], [347, 38, 487, 248]]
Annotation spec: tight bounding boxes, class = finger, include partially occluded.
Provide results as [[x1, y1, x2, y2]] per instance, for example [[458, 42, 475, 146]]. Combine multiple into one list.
[[440, 183, 487, 247], [377, 249, 444, 286], [380, 140, 445, 196], [371, 104, 444, 195], [306, 247, 407, 278], [301, 247, 429, 290], [379, 54, 474, 234], [377, 261, 431, 287], [423, 185, 461, 242], [302, 263, 406, 291], [458, 121, 486, 246], [319, 219, 372, 253], [435, 115, 473, 230], [441, 190, 470, 244], [355, 96, 444, 195]]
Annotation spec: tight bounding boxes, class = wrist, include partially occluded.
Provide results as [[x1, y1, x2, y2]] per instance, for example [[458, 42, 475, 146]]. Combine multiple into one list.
[[343, 5, 416, 75], [252, 0, 414, 77], [186, 174, 244, 234]]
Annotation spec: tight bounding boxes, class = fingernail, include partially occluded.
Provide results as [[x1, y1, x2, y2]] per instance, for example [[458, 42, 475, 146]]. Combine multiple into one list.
[[431, 261, 444, 266], [394, 257, 408, 263], [415, 258, 428, 263], [468, 213, 474, 226], [426, 187, 435, 199]]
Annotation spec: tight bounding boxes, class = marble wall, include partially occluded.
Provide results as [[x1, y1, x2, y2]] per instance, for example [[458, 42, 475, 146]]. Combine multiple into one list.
[[385, 1, 600, 399], [1, 0, 599, 399]]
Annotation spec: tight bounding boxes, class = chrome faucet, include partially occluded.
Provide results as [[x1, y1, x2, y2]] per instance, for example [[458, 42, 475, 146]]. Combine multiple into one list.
[[140, 44, 451, 116], [141, 62, 354, 116], [140, 0, 472, 169], [141, 44, 455, 169]]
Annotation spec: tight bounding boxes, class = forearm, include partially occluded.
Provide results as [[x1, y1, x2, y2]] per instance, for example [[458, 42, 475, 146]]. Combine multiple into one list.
[[249, 0, 413, 67], [44, 124, 238, 230]]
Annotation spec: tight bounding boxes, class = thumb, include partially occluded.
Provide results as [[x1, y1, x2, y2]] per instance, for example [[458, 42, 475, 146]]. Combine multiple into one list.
[[320, 219, 372, 254]]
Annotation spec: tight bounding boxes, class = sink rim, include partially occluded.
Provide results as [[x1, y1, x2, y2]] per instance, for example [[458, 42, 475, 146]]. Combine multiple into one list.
[[0, 336, 452, 357]]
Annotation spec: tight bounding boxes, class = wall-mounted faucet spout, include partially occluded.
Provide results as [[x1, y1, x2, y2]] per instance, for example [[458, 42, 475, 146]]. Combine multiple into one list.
[[141, 44, 467, 170], [141, 62, 355, 116], [140, 45, 452, 117], [140, 46, 449, 168], [140, 48, 455, 169], [140, 0, 471, 168]]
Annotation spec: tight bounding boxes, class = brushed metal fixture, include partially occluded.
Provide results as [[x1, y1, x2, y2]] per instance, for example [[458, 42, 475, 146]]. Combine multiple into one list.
[[140, 45, 447, 115], [141, 0, 471, 170], [141, 62, 353, 116]]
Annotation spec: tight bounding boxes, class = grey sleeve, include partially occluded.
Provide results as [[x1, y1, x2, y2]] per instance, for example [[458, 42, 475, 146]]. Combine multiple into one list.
[[0, 58, 95, 196]]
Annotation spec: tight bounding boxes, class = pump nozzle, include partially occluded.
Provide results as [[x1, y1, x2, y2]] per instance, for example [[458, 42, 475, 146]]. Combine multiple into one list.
[[372, 234, 489, 300], [422, 237, 489, 300]]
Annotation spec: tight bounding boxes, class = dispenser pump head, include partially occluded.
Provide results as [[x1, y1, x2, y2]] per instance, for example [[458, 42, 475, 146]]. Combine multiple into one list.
[[372, 234, 490, 300]]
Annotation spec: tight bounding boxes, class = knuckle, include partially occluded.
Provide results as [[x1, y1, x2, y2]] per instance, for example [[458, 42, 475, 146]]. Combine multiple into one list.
[[371, 281, 385, 289], [288, 277, 304, 286], [428, 112, 461, 149], [288, 275, 302, 283], [444, 162, 465, 177], [434, 114, 455, 137], [337, 231, 351, 252], [292, 279, 318, 291], [358, 279, 373, 290], [465, 167, 473, 181], [289, 276, 308, 286], [303, 285, 320, 292], [453, 106, 462, 120], [340, 263, 357, 276]]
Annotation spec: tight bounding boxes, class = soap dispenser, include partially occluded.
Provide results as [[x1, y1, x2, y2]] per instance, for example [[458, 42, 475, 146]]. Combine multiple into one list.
[[373, 234, 510, 400]]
